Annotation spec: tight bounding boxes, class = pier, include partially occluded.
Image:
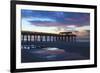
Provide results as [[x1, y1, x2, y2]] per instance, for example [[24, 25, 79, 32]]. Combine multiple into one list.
[[21, 31, 76, 43], [21, 31, 77, 49]]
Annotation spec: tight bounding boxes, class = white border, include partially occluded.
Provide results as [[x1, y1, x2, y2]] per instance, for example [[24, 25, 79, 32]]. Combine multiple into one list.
[[16, 4, 94, 69]]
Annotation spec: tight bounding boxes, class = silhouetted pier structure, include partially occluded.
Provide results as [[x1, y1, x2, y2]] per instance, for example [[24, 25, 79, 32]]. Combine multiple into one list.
[[21, 31, 77, 49], [21, 31, 76, 43]]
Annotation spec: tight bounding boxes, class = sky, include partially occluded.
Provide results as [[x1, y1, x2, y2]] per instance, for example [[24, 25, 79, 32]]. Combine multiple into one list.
[[21, 9, 90, 39]]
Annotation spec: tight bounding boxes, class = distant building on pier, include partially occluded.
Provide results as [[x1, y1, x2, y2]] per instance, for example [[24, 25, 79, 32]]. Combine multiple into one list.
[[59, 32, 73, 35]]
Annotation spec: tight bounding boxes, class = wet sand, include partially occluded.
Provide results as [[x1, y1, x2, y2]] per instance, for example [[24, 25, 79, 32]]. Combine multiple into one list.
[[21, 41, 90, 63]]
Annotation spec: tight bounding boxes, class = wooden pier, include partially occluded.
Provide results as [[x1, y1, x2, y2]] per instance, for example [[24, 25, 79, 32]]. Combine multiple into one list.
[[21, 31, 76, 42]]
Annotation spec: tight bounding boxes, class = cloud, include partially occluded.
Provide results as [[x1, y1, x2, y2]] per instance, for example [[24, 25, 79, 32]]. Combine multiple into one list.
[[22, 17, 56, 22], [22, 17, 90, 35], [65, 18, 78, 21], [75, 25, 90, 31]]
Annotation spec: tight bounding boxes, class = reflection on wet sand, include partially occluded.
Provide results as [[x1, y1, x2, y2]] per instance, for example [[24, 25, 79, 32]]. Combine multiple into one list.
[[21, 43, 89, 63]]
